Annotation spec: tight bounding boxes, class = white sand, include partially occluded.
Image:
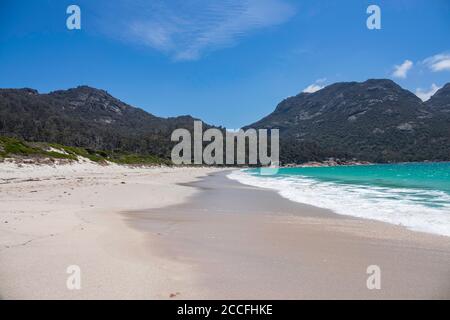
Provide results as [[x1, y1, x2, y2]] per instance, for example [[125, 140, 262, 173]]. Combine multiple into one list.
[[2, 160, 449, 299], [0, 159, 221, 299]]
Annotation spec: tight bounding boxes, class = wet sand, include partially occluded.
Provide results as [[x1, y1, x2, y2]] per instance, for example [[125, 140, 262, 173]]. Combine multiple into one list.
[[125, 170, 450, 299]]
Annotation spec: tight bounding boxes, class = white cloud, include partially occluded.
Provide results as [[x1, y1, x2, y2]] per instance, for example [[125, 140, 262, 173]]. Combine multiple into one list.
[[303, 79, 326, 93], [94, 0, 295, 61], [415, 83, 441, 102], [392, 60, 413, 79], [303, 84, 323, 93], [423, 53, 450, 72]]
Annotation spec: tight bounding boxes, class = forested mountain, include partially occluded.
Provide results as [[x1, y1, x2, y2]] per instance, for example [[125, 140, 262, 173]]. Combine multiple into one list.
[[1, 80, 449, 164], [248, 79, 450, 163], [425, 83, 450, 111], [0, 86, 208, 158]]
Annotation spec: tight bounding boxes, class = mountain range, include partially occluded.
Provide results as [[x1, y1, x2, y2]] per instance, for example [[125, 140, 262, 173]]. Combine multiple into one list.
[[249, 79, 450, 163], [1, 79, 449, 163], [0, 86, 209, 159]]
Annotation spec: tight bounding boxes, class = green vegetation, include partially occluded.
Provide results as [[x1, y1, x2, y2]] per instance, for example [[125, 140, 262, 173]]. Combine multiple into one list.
[[0, 136, 77, 160], [0, 136, 171, 166], [48, 143, 105, 162]]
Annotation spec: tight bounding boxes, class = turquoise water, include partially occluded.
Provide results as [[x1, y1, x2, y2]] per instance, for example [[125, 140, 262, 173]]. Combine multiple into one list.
[[273, 162, 450, 194], [229, 163, 450, 236]]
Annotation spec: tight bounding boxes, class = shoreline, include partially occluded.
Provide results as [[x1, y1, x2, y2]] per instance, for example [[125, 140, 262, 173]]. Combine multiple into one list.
[[125, 170, 450, 299], [233, 164, 450, 238], [1, 162, 449, 299]]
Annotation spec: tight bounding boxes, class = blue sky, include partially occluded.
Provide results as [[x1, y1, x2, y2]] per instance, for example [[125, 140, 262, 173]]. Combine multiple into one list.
[[0, 0, 449, 128]]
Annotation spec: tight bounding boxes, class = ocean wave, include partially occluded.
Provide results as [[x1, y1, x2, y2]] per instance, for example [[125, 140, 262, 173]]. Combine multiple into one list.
[[228, 170, 450, 237]]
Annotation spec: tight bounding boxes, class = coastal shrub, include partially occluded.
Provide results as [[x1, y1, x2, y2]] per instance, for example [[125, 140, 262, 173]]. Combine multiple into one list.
[[49, 143, 104, 162], [0, 136, 171, 165], [1, 136, 39, 155], [0, 137, 75, 160]]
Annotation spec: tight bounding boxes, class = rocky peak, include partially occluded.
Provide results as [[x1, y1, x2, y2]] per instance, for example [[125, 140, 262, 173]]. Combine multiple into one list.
[[426, 83, 450, 111], [48, 86, 130, 115]]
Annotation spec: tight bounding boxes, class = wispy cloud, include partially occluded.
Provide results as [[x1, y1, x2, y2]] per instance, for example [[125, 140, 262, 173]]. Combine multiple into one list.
[[392, 60, 413, 79], [415, 83, 441, 102], [95, 0, 295, 61], [303, 78, 326, 93], [423, 53, 450, 72]]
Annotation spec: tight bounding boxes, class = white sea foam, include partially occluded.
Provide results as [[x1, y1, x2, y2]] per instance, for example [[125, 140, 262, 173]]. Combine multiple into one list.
[[228, 170, 450, 237]]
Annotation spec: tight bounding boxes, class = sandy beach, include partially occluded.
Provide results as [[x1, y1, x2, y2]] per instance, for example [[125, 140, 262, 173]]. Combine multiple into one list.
[[1, 162, 449, 299], [0, 161, 220, 299]]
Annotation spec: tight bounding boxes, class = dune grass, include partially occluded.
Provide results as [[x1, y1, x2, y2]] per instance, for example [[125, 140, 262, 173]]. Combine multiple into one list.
[[0, 136, 171, 165]]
